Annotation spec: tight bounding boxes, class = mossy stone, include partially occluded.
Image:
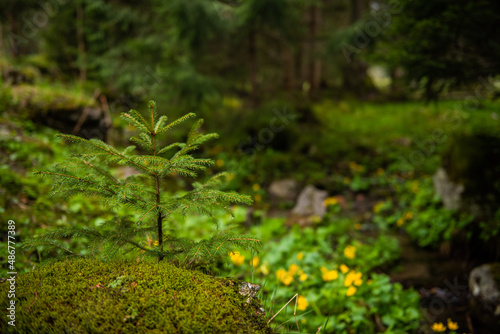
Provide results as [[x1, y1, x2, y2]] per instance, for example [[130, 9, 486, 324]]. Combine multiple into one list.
[[0, 258, 270, 333]]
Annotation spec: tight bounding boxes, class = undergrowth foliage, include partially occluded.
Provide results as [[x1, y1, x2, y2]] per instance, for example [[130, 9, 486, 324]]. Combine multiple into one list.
[[24, 100, 260, 266]]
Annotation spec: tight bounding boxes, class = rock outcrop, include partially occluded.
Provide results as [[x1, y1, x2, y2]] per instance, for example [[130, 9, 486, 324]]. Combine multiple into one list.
[[469, 263, 500, 328]]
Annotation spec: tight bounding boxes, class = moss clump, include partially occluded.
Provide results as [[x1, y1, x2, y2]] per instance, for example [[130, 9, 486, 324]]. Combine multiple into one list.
[[0, 258, 270, 333], [10, 84, 96, 114]]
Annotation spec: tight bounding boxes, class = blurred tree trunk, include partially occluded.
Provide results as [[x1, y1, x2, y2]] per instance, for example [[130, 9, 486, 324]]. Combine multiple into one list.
[[0, 23, 4, 57], [283, 43, 296, 91], [7, 12, 20, 57], [76, 3, 87, 82], [300, 2, 323, 96], [341, 0, 371, 97], [310, 3, 322, 93], [300, 9, 311, 93], [249, 28, 258, 107]]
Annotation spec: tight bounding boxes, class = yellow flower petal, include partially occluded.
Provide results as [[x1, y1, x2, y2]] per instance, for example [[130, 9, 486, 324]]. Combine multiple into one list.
[[297, 295, 309, 311], [229, 251, 245, 266], [346, 286, 357, 297], [447, 319, 458, 330], [322, 269, 339, 282], [344, 245, 356, 259], [289, 264, 300, 275], [431, 322, 446, 332], [250, 256, 259, 268]]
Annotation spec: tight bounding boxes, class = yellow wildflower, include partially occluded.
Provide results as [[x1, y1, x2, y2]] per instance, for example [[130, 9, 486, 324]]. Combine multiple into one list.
[[320, 266, 328, 273], [346, 286, 357, 297], [153, 240, 159, 246], [297, 295, 309, 311], [289, 264, 300, 275], [349, 162, 364, 173], [431, 322, 446, 332], [447, 319, 458, 330], [254, 194, 262, 202], [340, 264, 349, 274], [322, 269, 339, 281], [396, 217, 404, 227], [215, 159, 224, 167], [344, 271, 362, 287], [299, 273, 308, 281], [404, 212, 414, 220], [276, 269, 287, 280], [323, 196, 338, 207], [229, 251, 245, 266], [252, 184, 261, 191], [344, 245, 356, 259], [259, 264, 269, 275], [354, 223, 362, 230], [297, 252, 304, 260], [250, 257, 259, 268], [276, 269, 293, 286], [281, 274, 293, 286]]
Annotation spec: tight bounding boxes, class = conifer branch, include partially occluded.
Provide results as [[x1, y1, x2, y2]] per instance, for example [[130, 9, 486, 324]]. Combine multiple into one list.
[[34, 171, 116, 195], [157, 113, 196, 134]]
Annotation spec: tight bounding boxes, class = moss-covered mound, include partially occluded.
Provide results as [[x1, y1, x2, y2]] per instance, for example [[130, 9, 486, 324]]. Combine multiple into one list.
[[0, 258, 270, 333]]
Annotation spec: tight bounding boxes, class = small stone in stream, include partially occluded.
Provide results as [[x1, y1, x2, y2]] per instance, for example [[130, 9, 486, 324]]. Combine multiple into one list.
[[290, 185, 328, 225], [268, 179, 299, 202], [469, 263, 500, 327]]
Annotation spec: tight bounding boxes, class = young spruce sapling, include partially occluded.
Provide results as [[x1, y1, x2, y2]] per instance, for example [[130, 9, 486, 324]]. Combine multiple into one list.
[[25, 101, 260, 267]]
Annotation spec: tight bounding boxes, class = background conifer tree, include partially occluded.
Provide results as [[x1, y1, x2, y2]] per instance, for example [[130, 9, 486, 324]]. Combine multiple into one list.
[[24, 101, 260, 266]]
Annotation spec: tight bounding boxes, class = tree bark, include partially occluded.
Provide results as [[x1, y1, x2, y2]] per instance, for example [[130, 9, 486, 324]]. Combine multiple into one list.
[[248, 28, 258, 107], [299, 9, 311, 90], [76, 4, 87, 82], [283, 43, 295, 91], [7, 12, 19, 56], [310, 4, 322, 92]]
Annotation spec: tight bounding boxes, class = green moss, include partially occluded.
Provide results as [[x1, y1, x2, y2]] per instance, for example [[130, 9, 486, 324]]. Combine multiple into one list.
[[0, 258, 270, 333], [10, 84, 96, 114]]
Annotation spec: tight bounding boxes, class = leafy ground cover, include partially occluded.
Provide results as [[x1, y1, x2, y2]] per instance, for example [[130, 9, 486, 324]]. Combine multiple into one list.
[[1, 99, 499, 333]]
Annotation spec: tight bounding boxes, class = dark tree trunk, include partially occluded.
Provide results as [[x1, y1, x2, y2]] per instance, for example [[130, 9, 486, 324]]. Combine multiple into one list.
[[310, 4, 322, 93], [76, 4, 87, 82], [248, 28, 258, 107], [283, 43, 296, 91]]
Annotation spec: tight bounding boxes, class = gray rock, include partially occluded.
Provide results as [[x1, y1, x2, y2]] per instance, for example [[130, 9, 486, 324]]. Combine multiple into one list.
[[268, 179, 299, 202], [238, 282, 261, 304], [291, 185, 328, 218], [469, 263, 500, 327], [433, 167, 464, 210]]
